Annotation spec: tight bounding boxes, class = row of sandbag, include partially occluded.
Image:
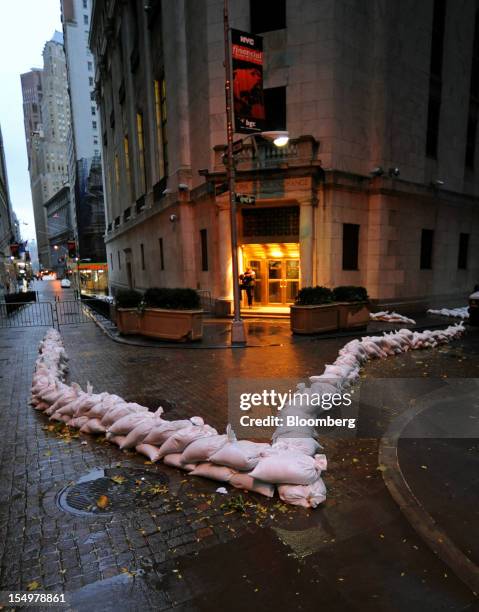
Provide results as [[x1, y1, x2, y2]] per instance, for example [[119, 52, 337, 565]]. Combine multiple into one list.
[[427, 306, 469, 319], [271, 323, 466, 440], [370, 311, 416, 325], [30, 329, 328, 509]]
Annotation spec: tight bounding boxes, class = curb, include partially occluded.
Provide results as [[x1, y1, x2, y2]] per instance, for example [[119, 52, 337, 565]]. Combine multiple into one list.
[[84, 305, 462, 351], [379, 402, 479, 595]]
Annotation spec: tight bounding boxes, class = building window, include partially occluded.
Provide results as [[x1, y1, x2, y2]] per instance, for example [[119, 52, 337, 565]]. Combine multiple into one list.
[[114, 154, 120, 192], [110, 251, 113, 271], [92, 120, 97, 129], [117, 250, 121, 269], [140, 243, 146, 270], [90, 91, 95, 100], [466, 11, 479, 169], [89, 77, 94, 86], [342, 223, 360, 271], [83, 0, 87, 8], [457, 233, 469, 269], [200, 229, 208, 271], [420, 229, 434, 269], [159, 238, 165, 270], [154, 78, 168, 178], [426, 0, 446, 158], [91, 106, 96, 115], [264, 87, 286, 131], [83, 14, 88, 25], [136, 112, 147, 193], [242, 206, 299, 238], [88, 61, 93, 71], [123, 135, 133, 199], [250, 0, 286, 33]]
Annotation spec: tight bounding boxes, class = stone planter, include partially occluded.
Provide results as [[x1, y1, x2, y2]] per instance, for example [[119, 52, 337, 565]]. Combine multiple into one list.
[[337, 301, 370, 330], [115, 308, 140, 335], [140, 308, 203, 341], [290, 303, 339, 334]]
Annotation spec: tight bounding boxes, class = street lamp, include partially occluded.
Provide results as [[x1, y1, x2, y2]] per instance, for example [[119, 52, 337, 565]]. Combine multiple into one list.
[[223, 1, 290, 343]]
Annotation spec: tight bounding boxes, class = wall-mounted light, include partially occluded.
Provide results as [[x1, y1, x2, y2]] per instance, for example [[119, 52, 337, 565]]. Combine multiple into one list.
[[370, 166, 384, 177], [388, 167, 400, 177]]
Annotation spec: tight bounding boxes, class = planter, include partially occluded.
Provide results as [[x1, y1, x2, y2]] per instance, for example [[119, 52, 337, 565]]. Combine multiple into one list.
[[337, 301, 370, 330], [140, 308, 203, 341], [290, 303, 339, 334], [115, 308, 140, 335]]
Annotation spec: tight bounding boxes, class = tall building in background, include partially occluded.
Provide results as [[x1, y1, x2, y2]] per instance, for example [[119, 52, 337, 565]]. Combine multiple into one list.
[[21, 32, 74, 271], [0, 124, 16, 294], [90, 0, 479, 309], [61, 0, 107, 274]]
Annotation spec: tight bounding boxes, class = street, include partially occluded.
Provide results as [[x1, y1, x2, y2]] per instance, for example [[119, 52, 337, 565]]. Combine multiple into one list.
[[0, 281, 477, 611]]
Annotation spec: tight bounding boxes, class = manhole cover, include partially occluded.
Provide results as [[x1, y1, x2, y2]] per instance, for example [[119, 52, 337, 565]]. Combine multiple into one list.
[[57, 467, 169, 516]]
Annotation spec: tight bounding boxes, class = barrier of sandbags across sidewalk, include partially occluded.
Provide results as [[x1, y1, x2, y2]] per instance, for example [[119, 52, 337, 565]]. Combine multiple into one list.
[[30, 323, 465, 509]]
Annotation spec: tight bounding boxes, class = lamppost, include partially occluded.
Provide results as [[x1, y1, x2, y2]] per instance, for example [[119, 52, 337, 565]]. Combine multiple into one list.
[[223, 0, 289, 343]]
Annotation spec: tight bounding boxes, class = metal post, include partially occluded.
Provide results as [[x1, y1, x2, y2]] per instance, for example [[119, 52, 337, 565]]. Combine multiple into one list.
[[224, 0, 246, 344]]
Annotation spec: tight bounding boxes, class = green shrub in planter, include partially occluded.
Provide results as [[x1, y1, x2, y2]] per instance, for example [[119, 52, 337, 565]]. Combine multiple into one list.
[[332, 285, 369, 302], [144, 287, 200, 310], [295, 286, 333, 305], [115, 289, 143, 308]]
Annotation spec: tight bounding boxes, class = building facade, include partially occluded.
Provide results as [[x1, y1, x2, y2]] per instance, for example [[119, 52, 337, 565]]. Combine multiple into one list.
[[44, 185, 73, 278], [61, 0, 107, 270], [0, 125, 16, 295], [21, 33, 72, 269], [90, 0, 479, 309]]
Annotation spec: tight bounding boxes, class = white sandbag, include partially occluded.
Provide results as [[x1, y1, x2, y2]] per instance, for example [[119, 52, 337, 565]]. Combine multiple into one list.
[[107, 411, 155, 436], [272, 437, 322, 456], [209, 426, 269, 471], [180, 433, 228, 463], [135, 443, 163, 462], [278, 477, 327, 508], [100, 403, 134, 427], [142, 419, 192, 445], [80, 418, 106, 434], [163, 453, 196, 471], [229, 473, 274, 498], [157, 424, 217, 458], [68, 416, 90, 429], [119, 418, 164, 449], [109, 434, 127, 447], [189, 462, 236, 482], [249, 451, 325, 485]]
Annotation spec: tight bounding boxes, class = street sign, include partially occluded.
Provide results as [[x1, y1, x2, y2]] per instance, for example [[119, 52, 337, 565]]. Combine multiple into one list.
[[232, 139, 244, 154], [235, 193, 256, 205]]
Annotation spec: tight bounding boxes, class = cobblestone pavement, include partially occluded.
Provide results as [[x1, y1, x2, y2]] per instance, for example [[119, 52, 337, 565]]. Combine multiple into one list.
[[0, 297, 478, 609]]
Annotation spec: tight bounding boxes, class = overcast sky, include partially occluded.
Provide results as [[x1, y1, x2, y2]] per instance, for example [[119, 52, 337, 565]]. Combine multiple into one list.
[[0, 1, 62, 243]]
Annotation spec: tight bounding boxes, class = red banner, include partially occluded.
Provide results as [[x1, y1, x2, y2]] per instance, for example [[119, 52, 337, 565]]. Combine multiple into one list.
[[231, 29, 265, 134]]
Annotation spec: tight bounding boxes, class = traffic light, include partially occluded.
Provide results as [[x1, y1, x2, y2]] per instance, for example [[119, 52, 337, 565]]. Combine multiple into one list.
[[67, 240, 77, 258]]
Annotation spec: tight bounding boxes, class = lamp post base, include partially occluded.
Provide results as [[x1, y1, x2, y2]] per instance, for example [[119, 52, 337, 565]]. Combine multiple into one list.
[[231, 319, 247, 344]]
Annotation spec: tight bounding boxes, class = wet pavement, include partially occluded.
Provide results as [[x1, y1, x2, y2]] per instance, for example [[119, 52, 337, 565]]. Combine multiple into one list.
[[0, 281, 478, 610]]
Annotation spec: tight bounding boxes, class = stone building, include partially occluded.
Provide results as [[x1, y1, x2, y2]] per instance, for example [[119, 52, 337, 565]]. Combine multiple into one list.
[[61, 0, 107, 269], [0, 125, 16, 295], [21, 33, 72, 268], [90, 0, 479, 309]]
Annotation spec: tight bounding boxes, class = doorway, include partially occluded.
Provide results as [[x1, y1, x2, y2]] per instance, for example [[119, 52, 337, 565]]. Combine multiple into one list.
[[242, 243, 300, 306]]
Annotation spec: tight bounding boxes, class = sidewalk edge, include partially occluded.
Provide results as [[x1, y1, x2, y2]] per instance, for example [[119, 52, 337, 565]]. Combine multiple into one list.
[[379, 403, 479, 595]]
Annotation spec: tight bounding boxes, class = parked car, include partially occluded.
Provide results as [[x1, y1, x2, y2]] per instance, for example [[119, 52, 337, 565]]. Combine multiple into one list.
[[60, 278, 71, 288]]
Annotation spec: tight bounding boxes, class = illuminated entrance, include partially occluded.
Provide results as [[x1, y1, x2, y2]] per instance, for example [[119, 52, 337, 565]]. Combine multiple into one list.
[[241, 243, 300, 306]]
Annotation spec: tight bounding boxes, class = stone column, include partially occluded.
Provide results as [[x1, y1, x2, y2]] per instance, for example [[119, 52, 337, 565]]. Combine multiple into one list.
[[299, 201, 314, 287]]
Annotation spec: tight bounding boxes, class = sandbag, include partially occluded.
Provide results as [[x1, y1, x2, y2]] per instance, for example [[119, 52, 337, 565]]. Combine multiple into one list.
[[163, 453, 196, 471], [249, 451, 325, 485], [189, 462, 236, 482], [272, 437, 322, 456], [135, 443, 162, 462], [229, 473, 274, 498], [278, 477, 327, 508], [119, 418, 164, 449], [157, 424, 217, 458], [142, 419, 192, 445], [180, 433, 228, 463], [107, 411, 154, 436], [80, 418, 106, 434]]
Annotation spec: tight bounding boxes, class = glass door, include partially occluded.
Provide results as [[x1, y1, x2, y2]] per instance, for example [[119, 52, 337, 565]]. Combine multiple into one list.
[[267, 260, 283, 303], [267, 259, 300, 304]]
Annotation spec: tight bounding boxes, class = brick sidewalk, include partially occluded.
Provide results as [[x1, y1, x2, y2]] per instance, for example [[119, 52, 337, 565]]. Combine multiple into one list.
[[0, 322, 476, 611]]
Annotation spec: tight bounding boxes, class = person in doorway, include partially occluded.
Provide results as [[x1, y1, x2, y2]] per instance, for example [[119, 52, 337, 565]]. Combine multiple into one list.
[[240, 267, 256, 308]]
